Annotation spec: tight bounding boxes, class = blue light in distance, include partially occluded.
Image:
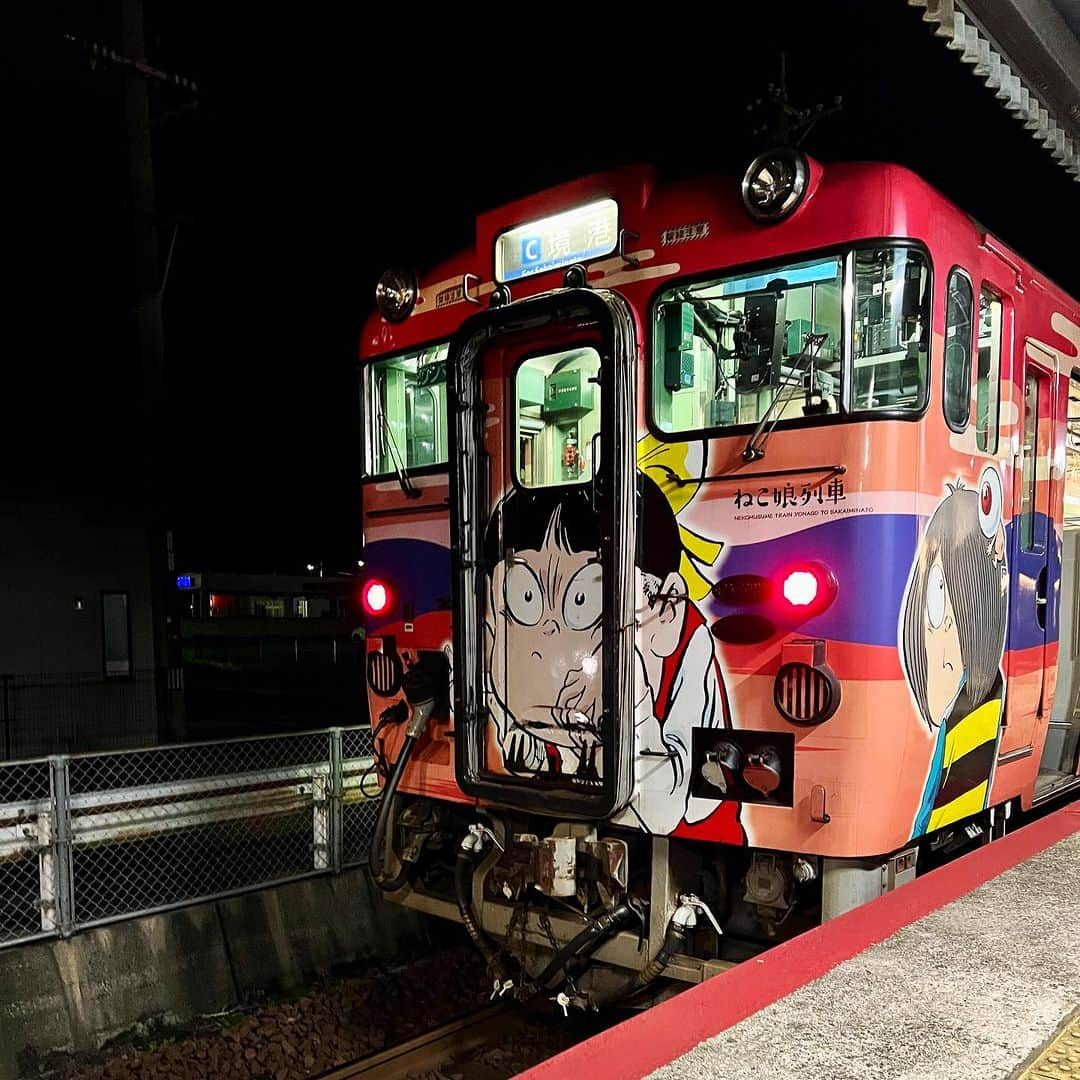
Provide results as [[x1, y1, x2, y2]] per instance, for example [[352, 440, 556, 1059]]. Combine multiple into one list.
[[176, 575, 193, 589]]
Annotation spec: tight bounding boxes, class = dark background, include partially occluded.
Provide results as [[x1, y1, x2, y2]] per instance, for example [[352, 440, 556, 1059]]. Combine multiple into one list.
[[6, 2, 1078, 572]]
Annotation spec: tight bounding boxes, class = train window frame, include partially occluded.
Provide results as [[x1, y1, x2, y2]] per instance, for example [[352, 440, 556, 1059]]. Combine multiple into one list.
[[510, 343, 603, 492], [848, 247, 931, 415], [1020, 369, 1043, 553], [644, 238, 933, 444], [361, 339, 451, 482], [976, 285, 1003, 454], [942, 267, 975, 434]]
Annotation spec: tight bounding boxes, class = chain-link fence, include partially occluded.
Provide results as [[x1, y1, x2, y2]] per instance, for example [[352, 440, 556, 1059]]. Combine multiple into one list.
[[0, 727, 379, 947]]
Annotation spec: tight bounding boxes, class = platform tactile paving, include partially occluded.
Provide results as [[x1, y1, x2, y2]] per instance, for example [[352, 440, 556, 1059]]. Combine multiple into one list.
[[1020, 1008, 1080, 1079]]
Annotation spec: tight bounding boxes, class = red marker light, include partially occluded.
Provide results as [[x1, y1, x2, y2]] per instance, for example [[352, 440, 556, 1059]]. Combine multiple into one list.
[[778, 563, 837, 614], [783, 570, 820, 607], [362, 579, 393, 616]]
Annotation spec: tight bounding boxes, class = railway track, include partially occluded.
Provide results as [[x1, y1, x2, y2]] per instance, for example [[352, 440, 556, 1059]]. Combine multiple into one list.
[[315, 1004, 530, 1080]]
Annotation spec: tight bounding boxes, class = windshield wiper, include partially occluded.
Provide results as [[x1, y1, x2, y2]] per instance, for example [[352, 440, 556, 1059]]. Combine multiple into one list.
[[742, 332, 829, 463], [376, 406, 421, 499]]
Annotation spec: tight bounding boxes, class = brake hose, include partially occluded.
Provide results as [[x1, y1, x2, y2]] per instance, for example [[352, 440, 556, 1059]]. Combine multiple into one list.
[[370, 731, 418, 892]]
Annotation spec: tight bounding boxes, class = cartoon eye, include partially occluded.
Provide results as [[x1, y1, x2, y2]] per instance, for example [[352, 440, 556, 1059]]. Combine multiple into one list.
[[926, 563, 946, 630], [505, 563, 544, 626], [978, 465, 1003, 539], [563, 563, 603, 630]]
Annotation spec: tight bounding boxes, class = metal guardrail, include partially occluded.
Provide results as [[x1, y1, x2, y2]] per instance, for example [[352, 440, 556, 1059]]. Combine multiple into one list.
[[0, 727, 380, 947]]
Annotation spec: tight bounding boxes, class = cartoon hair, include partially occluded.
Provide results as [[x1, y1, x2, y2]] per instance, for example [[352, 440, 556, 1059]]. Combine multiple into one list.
[[900, 485, 1007, 726], [482, 474, 681, 581], [637, 435, 723, 600]]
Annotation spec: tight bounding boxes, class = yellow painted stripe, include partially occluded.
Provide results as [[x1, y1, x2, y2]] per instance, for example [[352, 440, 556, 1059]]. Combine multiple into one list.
[[1019, 1005, 1080, 1079], [943, 698, 1002, 767], [927, 781, 990, 831]]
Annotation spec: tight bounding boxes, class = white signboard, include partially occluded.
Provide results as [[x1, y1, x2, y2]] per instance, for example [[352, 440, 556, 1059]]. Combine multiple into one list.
[[495, 198, 619, 283]]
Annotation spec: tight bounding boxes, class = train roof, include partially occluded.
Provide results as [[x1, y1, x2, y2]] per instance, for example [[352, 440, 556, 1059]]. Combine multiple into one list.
[[359, 158, 1079, 361]]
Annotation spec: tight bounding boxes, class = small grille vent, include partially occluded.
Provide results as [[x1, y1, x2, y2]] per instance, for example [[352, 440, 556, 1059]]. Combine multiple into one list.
[[367, 651, 402, 697], [774, 662, 839, 725]]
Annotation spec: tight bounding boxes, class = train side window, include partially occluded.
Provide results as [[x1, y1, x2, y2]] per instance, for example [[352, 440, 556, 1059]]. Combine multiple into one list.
[[850, 247, 930, 413], [943, 269, 974, 431], [976, 288, 1002, 453], [1067, 378, 1080, 534], [365, 343, 449, 476], [1020, 372, 1041, 551]]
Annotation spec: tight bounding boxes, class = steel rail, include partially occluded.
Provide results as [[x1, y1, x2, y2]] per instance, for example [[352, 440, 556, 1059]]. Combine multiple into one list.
[[314, 1005, 527, 1080]]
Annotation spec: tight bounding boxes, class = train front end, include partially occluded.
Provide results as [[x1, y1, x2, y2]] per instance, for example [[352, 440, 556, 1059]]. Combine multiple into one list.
[[358, 153, 1021, 997]]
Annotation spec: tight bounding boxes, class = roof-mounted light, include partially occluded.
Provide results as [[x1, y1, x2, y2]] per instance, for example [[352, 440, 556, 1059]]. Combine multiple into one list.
[[741, 148, 809, 224], [375, 268, 418, 323]]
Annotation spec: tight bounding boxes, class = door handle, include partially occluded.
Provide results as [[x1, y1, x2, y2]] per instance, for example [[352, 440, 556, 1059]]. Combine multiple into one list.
[[589, 432, 602, 511], [1035, 566, 1048, 630]]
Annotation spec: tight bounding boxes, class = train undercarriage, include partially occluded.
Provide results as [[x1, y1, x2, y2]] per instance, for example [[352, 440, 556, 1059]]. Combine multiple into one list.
[[372, 790, 946, 1009]]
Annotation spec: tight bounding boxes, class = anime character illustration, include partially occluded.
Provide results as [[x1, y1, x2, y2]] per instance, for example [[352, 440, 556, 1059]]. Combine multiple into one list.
[[899, 466, 1009, 838], [482, 485, 605, 782], [481, 436, 744, 840]]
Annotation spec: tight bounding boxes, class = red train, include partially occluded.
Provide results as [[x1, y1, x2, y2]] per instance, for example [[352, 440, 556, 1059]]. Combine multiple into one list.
[[357, 149, 1080, 1006]]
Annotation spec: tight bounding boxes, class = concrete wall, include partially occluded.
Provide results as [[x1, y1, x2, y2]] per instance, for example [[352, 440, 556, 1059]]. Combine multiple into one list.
[[0, 495, 158, 755], [0, 869, 440, 1080], [0, 496, 156, 677]]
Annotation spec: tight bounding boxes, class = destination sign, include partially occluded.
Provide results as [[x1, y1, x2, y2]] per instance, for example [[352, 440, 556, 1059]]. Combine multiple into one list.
[[494, 198, 619, 283]]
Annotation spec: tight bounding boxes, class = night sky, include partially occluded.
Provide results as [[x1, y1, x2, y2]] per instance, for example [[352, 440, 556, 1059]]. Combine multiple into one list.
[[6, 2, 1079, 573]]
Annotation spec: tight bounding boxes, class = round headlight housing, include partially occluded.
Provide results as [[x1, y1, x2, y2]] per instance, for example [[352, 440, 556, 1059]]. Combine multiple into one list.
[[741, 148, 810, 224], [375, 268, 418, 323]]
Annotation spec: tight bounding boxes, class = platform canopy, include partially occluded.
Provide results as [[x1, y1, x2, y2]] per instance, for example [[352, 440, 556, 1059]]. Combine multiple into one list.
[[910, 0, 1080, 178]]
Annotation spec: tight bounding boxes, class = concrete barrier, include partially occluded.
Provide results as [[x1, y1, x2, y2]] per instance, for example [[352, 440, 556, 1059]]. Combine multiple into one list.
[[0, 869, 440, 1079]]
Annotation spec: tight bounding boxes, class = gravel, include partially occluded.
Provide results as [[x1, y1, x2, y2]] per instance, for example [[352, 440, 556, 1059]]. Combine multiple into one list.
[[40, 945, 493, 1080]]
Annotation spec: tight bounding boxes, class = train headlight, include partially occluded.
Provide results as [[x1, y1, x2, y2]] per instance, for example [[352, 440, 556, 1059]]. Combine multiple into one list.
[[375, 268, 418, 323], [362, 577, 395, 616], [741, 148, 809, 223], [782, 570, 819, 607], [778, 562, 836, 615]]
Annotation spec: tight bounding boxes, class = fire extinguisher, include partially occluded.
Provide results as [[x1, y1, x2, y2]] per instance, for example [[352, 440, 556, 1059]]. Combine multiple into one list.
[[563, 437, 577, 469]]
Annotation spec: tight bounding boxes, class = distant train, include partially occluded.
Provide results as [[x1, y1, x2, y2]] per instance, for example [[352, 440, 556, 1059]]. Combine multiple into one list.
[[357, 148, 1080, 1007]]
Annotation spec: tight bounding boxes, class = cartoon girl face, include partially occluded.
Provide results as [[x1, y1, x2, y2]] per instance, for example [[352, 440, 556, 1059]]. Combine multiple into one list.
[[923, 557, 965, 725], [486, 507, 604, 752]]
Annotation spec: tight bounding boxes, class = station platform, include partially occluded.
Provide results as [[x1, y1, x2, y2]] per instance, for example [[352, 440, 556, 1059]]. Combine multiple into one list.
[[518, 802, 1080, 1080]]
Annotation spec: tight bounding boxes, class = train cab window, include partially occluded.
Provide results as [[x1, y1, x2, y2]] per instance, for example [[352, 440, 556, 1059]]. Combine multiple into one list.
[[651, 256, 843, 434], [365, 343, 449, 476], [943, 270, 974, 432], [514, 347, 601, 487], [976, 288, 1003, 453], [850, 248, 930, 413], [651, 245, 930, 435]]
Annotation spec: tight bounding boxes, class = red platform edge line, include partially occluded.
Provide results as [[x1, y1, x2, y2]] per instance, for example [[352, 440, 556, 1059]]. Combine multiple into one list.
[[516, 802, 1080, 1080]]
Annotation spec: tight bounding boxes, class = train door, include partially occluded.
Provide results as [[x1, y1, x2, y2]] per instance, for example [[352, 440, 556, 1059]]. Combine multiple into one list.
[[1008, 341, 1058, 787], [1037, 369, 1080, 796], [448, 291, 638, 819]]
